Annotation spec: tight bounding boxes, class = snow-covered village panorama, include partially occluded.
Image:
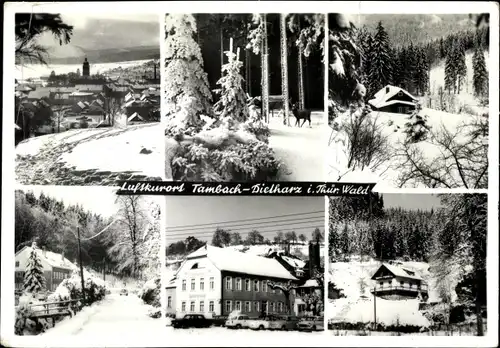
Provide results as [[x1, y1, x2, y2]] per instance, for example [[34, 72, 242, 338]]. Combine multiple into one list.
[[14, 186, 163, 338], [14, 13, 163, 186], [164, 196, 326, 337], [327, 13, 489, 189], [164, 13, 328, 182], [327, 193, 487, 336]]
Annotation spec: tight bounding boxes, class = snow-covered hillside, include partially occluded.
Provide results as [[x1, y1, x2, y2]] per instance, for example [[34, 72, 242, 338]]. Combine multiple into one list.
[[16, 123, 163, 185], [427, 50, 490, 112], [328, 106, 486, 189]]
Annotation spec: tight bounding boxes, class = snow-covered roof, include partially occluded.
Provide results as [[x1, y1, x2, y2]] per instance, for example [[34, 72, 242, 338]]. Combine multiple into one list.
[[128, 112, 145, 122], [187, 245, 298, 280], [16, 246, 77, 270], [71, 91, 94, 97], [281, 255, 306, 269], [368, 85, 417, 109], [372, 263, 423, 281], [77, 101, 87, 109], [299, 279, 320, 288], [15, 124, 22, 130]]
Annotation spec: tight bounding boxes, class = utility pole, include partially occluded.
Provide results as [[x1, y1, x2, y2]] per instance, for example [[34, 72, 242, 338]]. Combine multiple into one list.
[[102, 257, 106, 281], [77, 227, 86, 304], [373, 291, 377, 330]]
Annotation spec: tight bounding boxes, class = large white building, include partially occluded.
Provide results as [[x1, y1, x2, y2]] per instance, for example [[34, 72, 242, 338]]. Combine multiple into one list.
[[166, 245, 298, 318]]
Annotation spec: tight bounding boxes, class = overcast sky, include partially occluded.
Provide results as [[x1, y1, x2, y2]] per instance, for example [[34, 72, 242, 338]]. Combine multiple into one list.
[[165, 196, 325, 244]]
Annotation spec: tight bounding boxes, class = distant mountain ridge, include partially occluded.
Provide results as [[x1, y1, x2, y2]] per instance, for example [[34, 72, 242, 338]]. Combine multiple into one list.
[[354, 14, 476, 45], [46, 45, 160, 65]]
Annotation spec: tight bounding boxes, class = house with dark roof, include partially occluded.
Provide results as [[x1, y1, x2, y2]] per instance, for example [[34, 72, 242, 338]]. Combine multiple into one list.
[[368, 85, 419, 114], [370, 263, 428, 301]]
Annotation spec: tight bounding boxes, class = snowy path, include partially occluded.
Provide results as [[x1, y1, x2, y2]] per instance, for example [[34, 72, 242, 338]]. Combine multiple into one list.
[[268, 111, 327, 181], [41, 293, 163, 340]]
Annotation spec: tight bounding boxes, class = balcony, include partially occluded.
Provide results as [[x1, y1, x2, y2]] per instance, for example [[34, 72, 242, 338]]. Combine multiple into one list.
[[370, 283, 428, 296]]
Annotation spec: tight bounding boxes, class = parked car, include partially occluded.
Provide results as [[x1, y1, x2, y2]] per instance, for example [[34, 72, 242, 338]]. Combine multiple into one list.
[[247, 316, 274, 330], [269, 315, 300, 331], [120, 289, 128, 296], [297, 316, 324, 332], [225, 314, 251, 329], [211, 315, 228, 327], [171, 314, 212, 329]]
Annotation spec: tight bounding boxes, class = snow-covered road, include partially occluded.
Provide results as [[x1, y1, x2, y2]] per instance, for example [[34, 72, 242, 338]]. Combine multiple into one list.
[[268, 111, 328, 182], [41, 293, 163, 340]]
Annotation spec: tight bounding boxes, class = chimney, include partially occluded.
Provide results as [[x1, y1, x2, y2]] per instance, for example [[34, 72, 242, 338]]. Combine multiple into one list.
[[61, 251, 65, 261], [153, 64, 157, 80], [385, 86, 390, 94]]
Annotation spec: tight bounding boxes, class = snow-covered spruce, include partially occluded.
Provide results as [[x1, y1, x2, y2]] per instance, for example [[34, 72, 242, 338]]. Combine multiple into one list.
[[23, 243, 46, 294], [164, 14, 281, 182]]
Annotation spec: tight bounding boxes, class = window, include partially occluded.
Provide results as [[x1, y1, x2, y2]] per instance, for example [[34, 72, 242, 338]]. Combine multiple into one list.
[[225, 300, 232, 313], [262, 281, 267, 292], [270, 302, 275, 313], [181, 302, 186, 312], [200, 301, 205, 312], [190, 301, 195, 312], [225, 276, 232, 290], [245, 301, 251, 313], [253, 280, 259, 292], [254, 301, 260, 313], [236, 278, 242, 291], [200, 278, 205, 291], [278, 302, 283, 313], [245, 279, 251, 291], [209, 277, 215, 290], [15, 261, 19, 267], [191, 279, 196, 291], [235, 301, 241, 311], [209, 301, 214, 312], [167, 296, 172, 308], [182, 279, 186, 291]]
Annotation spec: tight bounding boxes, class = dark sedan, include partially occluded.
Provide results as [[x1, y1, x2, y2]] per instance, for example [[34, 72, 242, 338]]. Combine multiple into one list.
[[171, 314, 212, 329]]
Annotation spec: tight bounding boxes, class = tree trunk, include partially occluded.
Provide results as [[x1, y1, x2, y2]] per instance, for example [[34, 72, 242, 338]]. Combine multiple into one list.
[[262, 14, 270, 123], [297, 16, 305, 110], [280, 14, 290, 126]]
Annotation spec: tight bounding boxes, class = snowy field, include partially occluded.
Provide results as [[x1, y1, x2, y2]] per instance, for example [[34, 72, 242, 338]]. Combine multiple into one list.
[[268, 111, 328, 182], [327, 107, 485, 189], [15, 59, 153, 80], [15, 123, 163, 185], [40, 293, 162, 339]]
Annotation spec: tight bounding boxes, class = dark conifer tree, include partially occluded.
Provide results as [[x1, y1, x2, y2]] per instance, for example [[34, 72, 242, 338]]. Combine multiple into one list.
[[367, 21, 393, 95]]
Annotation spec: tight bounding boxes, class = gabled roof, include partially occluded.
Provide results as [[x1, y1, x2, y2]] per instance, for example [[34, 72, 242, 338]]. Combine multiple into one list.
[[127, 112, 145, 122], [371, 263, 423, 281], [186, 245, 298, 280], [15, 246, 77, 270], [27, 88, 51, 100], [368, 85, 418, 109]]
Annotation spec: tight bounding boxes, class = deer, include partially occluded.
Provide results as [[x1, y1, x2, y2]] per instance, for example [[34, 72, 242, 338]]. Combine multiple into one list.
[[290, 101, 312, 128]]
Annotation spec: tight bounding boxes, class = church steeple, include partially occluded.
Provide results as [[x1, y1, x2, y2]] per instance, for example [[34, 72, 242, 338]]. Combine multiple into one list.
[[82, 57, 90, 77]]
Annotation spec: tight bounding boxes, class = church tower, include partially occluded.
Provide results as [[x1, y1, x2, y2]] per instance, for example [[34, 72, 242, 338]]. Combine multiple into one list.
[[82, 57, 90, 77]]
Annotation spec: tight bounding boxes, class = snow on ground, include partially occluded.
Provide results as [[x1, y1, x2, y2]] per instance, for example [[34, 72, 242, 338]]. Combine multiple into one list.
[[16, 123, 163, 185], [428, 51, 489, 111], [268, 111, 327, 182], [40, 293, 162, 339], [328, 297, 430, 327], [327, 107, 483, 188]]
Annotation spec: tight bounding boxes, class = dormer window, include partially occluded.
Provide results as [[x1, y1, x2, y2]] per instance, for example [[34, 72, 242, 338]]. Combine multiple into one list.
[[191, 263, 199, 269]]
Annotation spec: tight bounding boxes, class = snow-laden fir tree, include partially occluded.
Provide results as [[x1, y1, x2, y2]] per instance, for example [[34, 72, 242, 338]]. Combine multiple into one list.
[[444, 39, 457, 93], [455, 37, 467, 94], [367, 21, 392, 95], [472, 34, 488, 98], [164, 14, 213, 134], [213, 42, 249, 126], [23, 242, 46, 293]]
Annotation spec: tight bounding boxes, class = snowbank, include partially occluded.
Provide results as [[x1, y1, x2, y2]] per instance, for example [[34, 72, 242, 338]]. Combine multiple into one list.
[[328, 297, 431, 328]]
